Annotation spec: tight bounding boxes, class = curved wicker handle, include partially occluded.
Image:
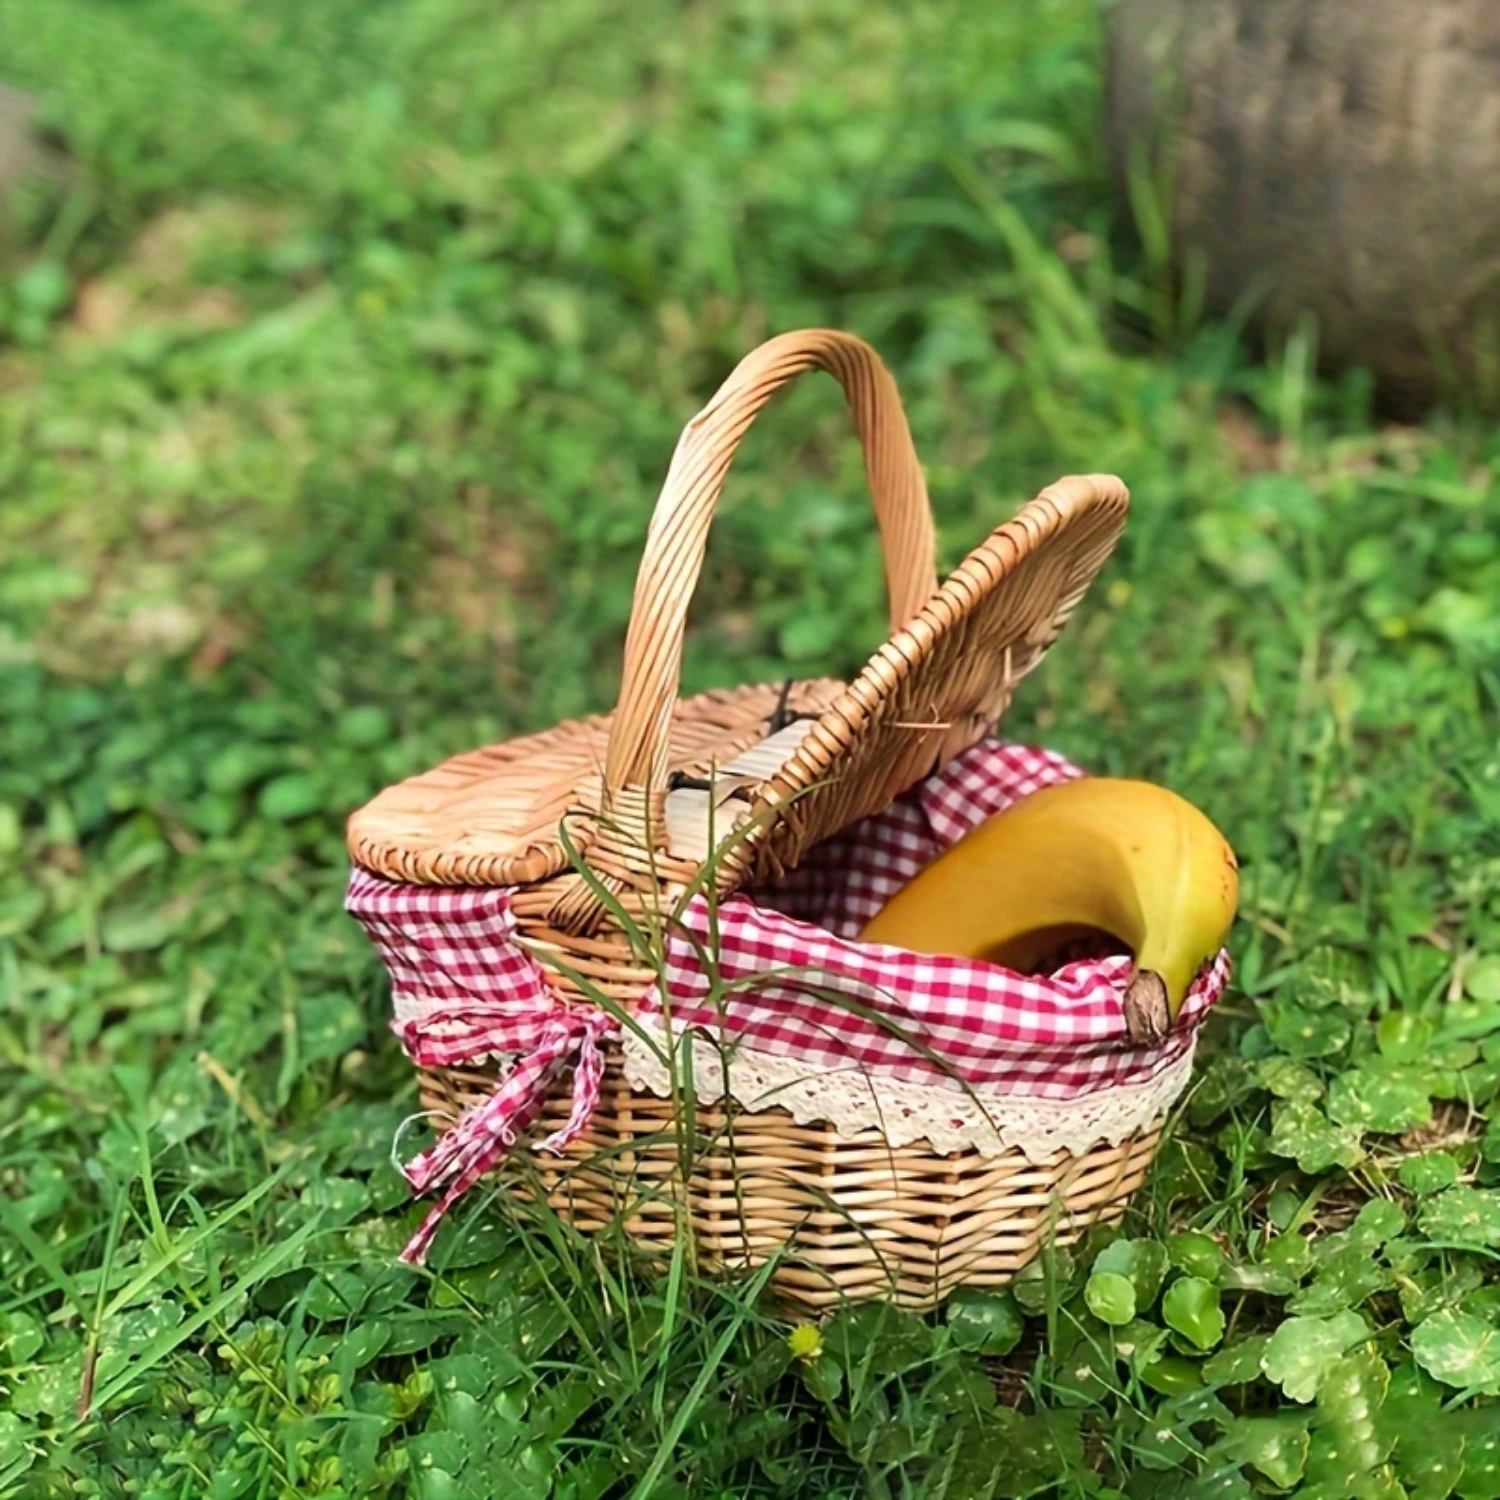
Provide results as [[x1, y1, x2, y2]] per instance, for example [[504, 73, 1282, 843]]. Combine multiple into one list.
[[603, 329, 939, 797]]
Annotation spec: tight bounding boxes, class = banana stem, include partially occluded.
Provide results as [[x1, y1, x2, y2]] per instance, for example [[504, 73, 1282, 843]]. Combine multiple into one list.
[[1122, 970, 1170, 1044]]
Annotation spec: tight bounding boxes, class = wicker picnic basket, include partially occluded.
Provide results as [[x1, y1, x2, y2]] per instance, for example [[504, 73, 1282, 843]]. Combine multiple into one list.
[[348, 329, 1184, 1311]]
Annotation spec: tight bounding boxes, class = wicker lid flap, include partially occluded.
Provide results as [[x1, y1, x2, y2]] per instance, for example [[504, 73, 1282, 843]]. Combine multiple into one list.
[[347, 331, 1128, 889], [730, 474, 1127, 886]]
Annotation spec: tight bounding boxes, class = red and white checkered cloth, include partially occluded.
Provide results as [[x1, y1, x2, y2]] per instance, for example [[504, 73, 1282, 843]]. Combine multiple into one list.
[[348, 741, 1230, 1263]]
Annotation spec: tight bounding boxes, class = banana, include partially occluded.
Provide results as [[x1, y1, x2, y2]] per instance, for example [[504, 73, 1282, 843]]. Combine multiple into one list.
[[857, 778, 1238, 1040]]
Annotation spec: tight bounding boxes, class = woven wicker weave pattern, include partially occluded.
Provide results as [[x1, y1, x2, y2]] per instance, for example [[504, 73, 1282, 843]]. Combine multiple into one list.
[[423, 1062, 1161, 1311], [348, 329, 1149, 1309]]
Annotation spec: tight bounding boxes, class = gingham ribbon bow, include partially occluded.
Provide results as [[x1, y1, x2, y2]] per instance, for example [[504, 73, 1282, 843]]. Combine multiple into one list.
[[392, 998, 618, 1266]]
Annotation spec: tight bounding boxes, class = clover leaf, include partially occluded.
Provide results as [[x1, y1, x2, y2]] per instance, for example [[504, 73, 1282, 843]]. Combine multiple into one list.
[[1419, 1186, 1500, 1248], [1377, 1010, 1435, 1063], [1261, 1312, 1369, 1403], [1092, 1238, 1169, 1310], [1167, 1231, 1226, 1283], [946, 1289, 1024, 1356], [1269, 1098, 1365, 1174], [1220, 1414, 1310, 1489], [1411, 1310, 1500, 1393], [1084, 1271, 1136, 1328], [1327, 1064, 1433, 1134], [1162, 1277, 1225, 1351], [1401, 1152, 1460, 1196]]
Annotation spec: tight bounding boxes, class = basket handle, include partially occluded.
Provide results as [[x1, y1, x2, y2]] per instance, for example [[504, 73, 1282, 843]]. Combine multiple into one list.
[[603, 329, 939, 799]]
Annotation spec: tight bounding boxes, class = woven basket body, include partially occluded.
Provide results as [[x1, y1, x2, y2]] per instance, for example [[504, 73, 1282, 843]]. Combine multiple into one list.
[[424, 1060, 1162, 1310], [350, 330, 1144, 1310]]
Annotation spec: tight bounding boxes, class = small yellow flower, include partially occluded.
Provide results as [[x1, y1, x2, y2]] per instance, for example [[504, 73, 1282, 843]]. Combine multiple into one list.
[[787, 1323, 823, 1361]]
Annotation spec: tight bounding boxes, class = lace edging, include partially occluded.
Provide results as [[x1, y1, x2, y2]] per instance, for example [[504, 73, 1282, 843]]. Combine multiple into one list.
[[619, 1023, 1195, 1163]]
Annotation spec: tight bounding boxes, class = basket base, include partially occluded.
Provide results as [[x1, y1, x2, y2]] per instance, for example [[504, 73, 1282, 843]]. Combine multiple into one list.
[[421, 1061, 1162, 1312]]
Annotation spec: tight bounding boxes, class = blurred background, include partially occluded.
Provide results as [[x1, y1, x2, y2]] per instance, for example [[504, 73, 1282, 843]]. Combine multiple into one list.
[[1, 2, 1498, 1495], [1, 0, 1494, 752]]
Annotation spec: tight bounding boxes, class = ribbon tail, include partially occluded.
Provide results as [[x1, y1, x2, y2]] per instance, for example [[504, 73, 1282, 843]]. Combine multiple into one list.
[[539, 1025, 607, 1155], [399, 1172, 492, 1269], [398, 1042, 562, 1265]]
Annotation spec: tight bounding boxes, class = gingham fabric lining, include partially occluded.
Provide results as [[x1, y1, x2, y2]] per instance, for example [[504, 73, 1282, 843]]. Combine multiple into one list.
[[347, 740, 1230, 1263], [349, 874, 550, 1032], [638, 890, 1223, 1095]]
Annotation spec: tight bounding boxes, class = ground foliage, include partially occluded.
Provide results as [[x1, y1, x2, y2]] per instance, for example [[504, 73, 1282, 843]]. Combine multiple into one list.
[[1, 1, 1499, 1496]]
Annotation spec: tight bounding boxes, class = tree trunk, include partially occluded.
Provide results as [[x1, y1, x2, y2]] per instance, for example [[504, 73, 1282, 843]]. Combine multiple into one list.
[[1104, 0, 1500, 412]]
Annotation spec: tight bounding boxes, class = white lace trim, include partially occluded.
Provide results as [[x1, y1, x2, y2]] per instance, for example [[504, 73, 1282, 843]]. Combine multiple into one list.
[[619, 1022, 1196, 1163]]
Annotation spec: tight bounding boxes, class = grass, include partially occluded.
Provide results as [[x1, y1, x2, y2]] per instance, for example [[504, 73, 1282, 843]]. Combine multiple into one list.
[[1, 0, 1498, 1494]]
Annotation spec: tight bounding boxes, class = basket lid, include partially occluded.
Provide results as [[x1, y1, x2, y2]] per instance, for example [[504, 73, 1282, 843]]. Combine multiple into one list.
[[347, 330, 1128, 894]]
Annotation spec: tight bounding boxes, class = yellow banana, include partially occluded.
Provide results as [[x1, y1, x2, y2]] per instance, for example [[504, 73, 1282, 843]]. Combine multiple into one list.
[[858, 778, 1237, 1037]]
